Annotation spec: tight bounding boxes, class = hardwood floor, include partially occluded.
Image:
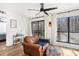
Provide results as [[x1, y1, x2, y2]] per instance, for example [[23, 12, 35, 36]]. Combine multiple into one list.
[[0, 42, 26, 56], [0, 42, 79, 56]]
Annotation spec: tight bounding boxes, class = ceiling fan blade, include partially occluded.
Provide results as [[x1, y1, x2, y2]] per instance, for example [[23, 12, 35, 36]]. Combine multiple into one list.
[[44, 7, 57, 11], [27, 9, 39, 11], [35, 12, 41, 16], [0, 20, 4, 22], [0, 10, 6, 14], [44, 11, 48, 15]]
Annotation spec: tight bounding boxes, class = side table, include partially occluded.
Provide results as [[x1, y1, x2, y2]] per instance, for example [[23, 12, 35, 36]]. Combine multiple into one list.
[[13, 34, 24, 45]]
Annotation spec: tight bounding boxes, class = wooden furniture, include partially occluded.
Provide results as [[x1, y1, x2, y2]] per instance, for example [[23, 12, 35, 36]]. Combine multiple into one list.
[[13, 34, 24, 45]]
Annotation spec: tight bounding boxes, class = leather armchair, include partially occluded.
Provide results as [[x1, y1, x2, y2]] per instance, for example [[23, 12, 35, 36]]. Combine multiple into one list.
[[22, 36, 49, 56]]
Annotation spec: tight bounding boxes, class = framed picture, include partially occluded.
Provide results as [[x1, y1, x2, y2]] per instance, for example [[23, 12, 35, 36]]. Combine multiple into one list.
[[10, 19, 17, 28]]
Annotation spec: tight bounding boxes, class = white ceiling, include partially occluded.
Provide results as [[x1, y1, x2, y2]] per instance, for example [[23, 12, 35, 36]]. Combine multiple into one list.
[[0, 3, 79, 17]]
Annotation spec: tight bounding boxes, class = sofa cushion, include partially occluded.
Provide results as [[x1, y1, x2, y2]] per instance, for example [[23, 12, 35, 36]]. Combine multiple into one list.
[[37, 42, 47, 46], [38, 39, 49, 43], [35, 39, 49, 47]]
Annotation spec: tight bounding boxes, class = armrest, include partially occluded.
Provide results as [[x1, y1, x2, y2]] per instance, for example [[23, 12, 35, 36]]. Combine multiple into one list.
[[43, 43, 49, 51], [22, 42, 42, 51]]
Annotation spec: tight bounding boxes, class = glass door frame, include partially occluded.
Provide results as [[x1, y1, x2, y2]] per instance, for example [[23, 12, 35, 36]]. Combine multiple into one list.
[[57, 17, 79, 45], [31, 20, 45, 37]]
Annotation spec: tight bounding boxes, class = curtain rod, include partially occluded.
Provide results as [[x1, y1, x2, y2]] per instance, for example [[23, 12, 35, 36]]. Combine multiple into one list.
[[57, 9, 79, 14]]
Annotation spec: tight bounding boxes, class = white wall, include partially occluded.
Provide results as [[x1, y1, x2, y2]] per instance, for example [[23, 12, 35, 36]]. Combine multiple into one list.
[[6, 12, 29, 46]]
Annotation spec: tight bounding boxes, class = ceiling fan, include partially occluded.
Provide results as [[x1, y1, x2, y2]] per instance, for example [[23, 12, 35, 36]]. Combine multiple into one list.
[[28, 3, 58, 15], [0, 18, 5, 22], [0, 10, 6, 14]]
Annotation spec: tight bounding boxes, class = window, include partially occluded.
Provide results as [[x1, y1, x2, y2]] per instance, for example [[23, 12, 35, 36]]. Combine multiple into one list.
[[31, 20, 45, 38], [70, 16, 79, 44], [57, 17, 68, 42], [57, 16, 79, 45]]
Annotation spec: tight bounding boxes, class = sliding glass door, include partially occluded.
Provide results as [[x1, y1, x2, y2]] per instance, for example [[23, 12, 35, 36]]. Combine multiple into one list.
[[32, 21, 39, 35], [57, 17, 68, 43], [57, 16, 79, 45], [31, 20, 45, 38], [70, 16, 79, 44]]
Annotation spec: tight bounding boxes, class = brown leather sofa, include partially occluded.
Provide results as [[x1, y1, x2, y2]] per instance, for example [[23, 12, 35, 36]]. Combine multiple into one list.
[[22, 35, 49, 56]]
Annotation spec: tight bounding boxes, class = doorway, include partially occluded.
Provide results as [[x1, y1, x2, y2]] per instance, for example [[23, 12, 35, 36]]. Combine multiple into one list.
[[0, 16, 6, 45]]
